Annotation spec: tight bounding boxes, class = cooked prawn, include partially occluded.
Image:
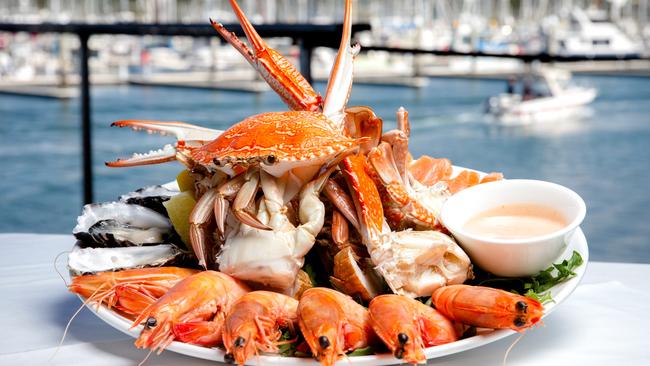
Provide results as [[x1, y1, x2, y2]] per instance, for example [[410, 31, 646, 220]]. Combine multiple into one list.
[[298, 287, 377, 366], [68, 267, 198, 318], [132, 270, 249, 353], [369, 294, 456, 364], [432, 285, 543, 331], [222, 290, 299, 365]]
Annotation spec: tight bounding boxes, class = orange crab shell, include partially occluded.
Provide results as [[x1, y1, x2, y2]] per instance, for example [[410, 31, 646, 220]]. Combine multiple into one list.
[[192, 111, 359, 168], [341, 155, 384, 235]]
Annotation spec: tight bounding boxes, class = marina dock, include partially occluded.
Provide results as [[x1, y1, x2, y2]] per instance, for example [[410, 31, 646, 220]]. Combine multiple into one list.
[[128, 72, 268, 93], [0, 74, 122, 99], [0, 83, 78, 99], [2, 57, 648, 99], [419, 60, 650, 80]]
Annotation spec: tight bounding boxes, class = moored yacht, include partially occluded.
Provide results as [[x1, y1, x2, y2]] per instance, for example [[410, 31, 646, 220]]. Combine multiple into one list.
[[548, 8, 642, 57]]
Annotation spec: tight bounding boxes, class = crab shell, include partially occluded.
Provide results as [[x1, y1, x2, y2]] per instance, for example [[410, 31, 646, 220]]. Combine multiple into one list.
[[192, 111, 360, 177]]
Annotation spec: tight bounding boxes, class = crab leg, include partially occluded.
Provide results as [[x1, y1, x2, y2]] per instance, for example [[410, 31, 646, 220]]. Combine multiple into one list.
[[106, 144, 178, 167], [211, 0, 321, 112], [396, 106, 410, 137], [111, 120, 222, 141], [368, 143, 441, 230], [259, 166, 332, 246], [343, 106, 383, 154], [376, 137, 409, 187], [189, 188, 219, 268], [217, 168, 331, 290], [322, 0, 360, 127], [232, 169, 272, 231], [341, 155, 472, 297], [213, 174, 248, 240], [368, 143, 403, 187], [324, 178, 360, 231], [381, 107, 411, 184], [331, 209, 350, 250], [106, 120, 222, 168], [292, 170, 332, 253]]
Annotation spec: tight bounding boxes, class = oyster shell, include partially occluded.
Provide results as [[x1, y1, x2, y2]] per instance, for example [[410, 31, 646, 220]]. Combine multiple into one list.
[[68, 244, 186, 276], [73, 202, 173, 247], [119, 185, 179, 215]]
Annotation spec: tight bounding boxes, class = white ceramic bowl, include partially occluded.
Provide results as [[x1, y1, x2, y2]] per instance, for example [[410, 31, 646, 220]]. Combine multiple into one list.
[[440, 179, 586, 277]]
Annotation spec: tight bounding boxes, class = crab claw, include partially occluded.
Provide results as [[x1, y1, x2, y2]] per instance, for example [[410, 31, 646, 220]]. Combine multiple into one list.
[[322, 0, 360, 127], [211, 0, 321, 112], [106, 120, 222, 168], [106, 144, 178, 167]]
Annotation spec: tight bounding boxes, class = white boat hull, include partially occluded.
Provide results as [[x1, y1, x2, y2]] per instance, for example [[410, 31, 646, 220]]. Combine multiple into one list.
[[487, 88, 597, 125]]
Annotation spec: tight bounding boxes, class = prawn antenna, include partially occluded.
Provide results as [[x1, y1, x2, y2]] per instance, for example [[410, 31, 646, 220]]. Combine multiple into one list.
[[255, 349, 261, 366], [502, 332, 526, 366], [50, 283, 107, 362], [138, 348, 154, 366], [53, 250, 71, 287]]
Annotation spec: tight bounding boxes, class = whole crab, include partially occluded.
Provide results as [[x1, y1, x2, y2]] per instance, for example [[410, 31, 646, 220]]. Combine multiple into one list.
[[108, 0, 378, 292], [108, 0, 484, 297]]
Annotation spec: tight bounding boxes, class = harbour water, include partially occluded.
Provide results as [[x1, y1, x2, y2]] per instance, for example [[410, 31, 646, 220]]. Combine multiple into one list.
[[1, 75, 648, 263]]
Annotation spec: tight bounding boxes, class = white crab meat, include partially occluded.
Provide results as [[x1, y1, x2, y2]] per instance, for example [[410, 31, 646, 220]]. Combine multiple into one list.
[[411, 180, 451, 220], [217, 170, 325, 290], [369, 230, 472, 298], [218, 224, 306, 289]]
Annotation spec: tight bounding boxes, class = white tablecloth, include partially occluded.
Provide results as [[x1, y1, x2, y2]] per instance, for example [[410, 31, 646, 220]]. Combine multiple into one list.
[[0, 233, 648, 366]]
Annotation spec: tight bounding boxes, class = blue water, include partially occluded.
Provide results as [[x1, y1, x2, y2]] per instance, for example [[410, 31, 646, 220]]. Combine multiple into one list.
[[1, 76, 649, 263]]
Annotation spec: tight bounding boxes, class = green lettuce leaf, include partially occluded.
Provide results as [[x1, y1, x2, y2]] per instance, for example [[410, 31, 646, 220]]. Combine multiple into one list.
[[475, 251, 583, 304]]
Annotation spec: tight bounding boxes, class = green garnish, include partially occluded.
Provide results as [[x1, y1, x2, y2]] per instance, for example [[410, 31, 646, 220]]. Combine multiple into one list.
[[277, 329, 299, 357], [525, 251, 584, 295], [347, 346, 376, 356], [522, 251, 584, 303], [523, 289, 554, 304], [475, 251, 583, 304], [277, 326, 377, 357]]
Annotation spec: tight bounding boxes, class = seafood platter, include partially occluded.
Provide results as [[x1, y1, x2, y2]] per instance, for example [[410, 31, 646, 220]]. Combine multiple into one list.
[[66, 1, 588, 365]]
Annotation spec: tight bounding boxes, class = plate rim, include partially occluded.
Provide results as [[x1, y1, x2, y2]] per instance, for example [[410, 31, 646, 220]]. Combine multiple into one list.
[[77, 168, 589, 365], [78, 228, 588, 365]]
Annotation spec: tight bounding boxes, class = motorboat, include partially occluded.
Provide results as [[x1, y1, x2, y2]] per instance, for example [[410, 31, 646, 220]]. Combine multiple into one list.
[[547, 8, 642, 57], [485, 67, 597, 124]]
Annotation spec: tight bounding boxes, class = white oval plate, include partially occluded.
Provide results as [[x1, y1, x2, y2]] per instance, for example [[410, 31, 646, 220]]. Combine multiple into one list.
[[80, 230, 588, 366]]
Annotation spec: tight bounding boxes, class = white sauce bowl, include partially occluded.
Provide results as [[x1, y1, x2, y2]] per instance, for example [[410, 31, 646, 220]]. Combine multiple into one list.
[[440, 179, 586, 277]]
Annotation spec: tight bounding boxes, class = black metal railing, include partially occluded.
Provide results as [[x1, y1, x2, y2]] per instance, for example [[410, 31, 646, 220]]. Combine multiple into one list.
[[1, 21, 648, 204], [0, 22, 371, 204], [361, 45, 648, 62]]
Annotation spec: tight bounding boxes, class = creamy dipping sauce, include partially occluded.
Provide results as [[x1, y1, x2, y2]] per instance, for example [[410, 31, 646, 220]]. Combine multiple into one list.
[[462, 203, 567, 240]]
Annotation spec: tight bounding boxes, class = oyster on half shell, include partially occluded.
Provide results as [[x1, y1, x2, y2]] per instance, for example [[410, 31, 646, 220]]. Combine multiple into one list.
[[73, 202, 173, 247], [68, 244, 188, 275], [119, 185, 179, 215]]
